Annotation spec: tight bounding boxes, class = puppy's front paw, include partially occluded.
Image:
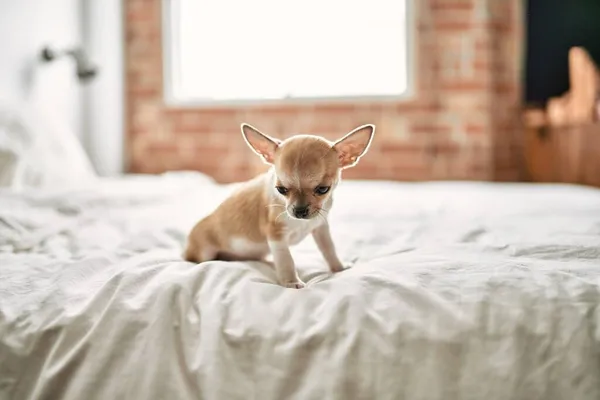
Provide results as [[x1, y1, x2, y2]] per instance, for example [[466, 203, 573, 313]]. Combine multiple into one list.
[[283, 280, 306, 289], [329, 262, 351, 273]]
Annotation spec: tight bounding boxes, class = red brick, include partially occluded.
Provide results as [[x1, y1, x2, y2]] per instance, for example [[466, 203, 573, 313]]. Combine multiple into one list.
[[389, 166, 432, 181], [309, 104, 357, 114], [473, 60, 493, 71], [127, 87, 160, 98], [434, 21, 472, 32], [411, 124, 453, 135], [431, 142, 461, 155], [430, 1, 474, 11], [342, 166, 381, 180], [465, 124, 486, 135], [168, 113, 214, 133], [145, 142, 179, 154], [192, 144, 232, 158], [494, 83, 517, 94], [127, 4, 156, 22], [396, 102, 442, 113], [380, 143, 427, 154], [440, 81, 490, 91]]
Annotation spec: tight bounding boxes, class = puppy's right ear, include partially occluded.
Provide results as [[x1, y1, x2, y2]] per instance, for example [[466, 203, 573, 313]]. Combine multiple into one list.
[[241, 123, 281, 164], [332, 124, 375, 169]]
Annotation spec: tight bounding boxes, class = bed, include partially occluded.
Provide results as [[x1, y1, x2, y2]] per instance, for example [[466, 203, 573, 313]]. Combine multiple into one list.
[[2, 169, 600, 400]]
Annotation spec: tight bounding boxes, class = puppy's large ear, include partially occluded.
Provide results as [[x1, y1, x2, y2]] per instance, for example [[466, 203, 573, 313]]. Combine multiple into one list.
[[332, 124, 375, 169], [241, 123, 281, 164]]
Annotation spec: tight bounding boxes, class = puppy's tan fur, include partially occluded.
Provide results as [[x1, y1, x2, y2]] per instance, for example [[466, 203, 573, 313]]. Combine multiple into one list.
[[184, 123, 375, 288]]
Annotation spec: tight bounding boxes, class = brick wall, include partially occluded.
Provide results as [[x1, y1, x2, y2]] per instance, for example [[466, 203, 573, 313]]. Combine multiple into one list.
[[125, 0, 524, 183]]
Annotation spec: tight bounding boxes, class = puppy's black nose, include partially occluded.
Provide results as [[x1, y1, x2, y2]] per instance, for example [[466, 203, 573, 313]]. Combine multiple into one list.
[[293, 206, 310, 219]]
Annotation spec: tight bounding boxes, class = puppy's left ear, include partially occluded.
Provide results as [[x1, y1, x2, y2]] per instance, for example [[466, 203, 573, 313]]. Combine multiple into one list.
[[332, 124, 375, 169], [241, 123, 281, 164]]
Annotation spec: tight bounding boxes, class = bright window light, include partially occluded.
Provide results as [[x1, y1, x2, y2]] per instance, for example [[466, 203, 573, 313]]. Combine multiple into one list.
[[166, 0, 409, 102]]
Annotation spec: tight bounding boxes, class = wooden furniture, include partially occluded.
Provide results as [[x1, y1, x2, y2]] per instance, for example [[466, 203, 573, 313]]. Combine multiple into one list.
[[523, 47, 600, 187]]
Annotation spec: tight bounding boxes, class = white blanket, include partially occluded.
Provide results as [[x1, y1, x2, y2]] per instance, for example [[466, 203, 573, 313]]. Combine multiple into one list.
[[1, 172, 600, 400]]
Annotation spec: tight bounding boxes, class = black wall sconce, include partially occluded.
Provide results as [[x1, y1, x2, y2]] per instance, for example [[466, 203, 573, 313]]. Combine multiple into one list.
[[40, 46, 99, 83]]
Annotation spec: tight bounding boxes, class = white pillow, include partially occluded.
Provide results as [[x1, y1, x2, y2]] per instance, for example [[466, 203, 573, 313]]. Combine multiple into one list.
[[0, 100, 97, 190]]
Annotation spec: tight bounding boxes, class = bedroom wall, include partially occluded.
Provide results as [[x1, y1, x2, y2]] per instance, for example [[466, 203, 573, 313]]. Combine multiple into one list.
[[81, 0, 125, 176], [0, 0, 83, 138], [125, 0, 524, 183], [0, 0, 125, 177]]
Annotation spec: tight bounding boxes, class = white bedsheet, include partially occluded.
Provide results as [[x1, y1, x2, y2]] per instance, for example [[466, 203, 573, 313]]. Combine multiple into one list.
[[1, 172, 600, 400]]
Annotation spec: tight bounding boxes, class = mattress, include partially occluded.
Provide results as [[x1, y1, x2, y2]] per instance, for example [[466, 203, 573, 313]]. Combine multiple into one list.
[[1, 171, 600, 400]]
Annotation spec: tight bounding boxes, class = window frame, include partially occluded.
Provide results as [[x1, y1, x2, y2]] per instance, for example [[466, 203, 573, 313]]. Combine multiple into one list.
[[161, 0, 417, 108]]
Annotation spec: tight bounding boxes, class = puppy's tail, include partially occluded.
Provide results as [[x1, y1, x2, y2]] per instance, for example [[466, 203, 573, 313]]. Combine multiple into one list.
[[182, 244, 199, 263], [183, 237, 218, 263]]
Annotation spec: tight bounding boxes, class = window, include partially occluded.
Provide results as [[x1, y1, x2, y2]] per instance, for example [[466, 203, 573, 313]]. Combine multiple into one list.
[[164, 0, 411, 103]]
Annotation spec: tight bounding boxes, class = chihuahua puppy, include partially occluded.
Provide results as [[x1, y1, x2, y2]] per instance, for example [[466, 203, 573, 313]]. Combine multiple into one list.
[[184, 123, 375, 288]]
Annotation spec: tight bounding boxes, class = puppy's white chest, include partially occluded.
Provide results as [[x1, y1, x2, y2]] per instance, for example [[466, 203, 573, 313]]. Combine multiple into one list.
[[285, 218, 323, 245]]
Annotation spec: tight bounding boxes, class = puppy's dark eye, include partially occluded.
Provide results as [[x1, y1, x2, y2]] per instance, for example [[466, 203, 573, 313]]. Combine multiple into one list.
[[276, 186, 289, 195], [315, 186, 330, 195]]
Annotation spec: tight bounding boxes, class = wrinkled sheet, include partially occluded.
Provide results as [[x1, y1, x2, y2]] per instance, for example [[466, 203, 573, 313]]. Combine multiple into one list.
[[1, 172, 600, 400]]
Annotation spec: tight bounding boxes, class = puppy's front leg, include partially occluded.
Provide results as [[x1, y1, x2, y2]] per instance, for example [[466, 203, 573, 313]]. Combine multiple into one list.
[[268, 240, 305, 289], [312, 224, 346, 273]]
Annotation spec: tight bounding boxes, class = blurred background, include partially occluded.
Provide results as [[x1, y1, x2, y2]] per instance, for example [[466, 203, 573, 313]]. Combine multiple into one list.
[[2, 0, 600, 186]]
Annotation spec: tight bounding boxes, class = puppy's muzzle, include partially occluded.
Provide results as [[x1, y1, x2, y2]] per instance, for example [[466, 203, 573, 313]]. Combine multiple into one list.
[[293, 205, 310, 219]]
